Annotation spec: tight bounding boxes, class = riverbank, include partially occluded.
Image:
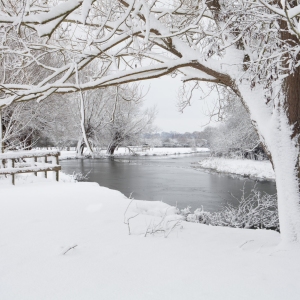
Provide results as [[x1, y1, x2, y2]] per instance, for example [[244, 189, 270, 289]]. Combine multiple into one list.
[[59, 147, 209, 160], [196, 157, 275, 181], [0, 174, 299, 299], [60, 153, 276, 212]]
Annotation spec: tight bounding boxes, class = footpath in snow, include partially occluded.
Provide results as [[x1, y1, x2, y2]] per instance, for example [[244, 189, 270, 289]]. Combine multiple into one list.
[[197, 157, 275, 181], [0, 174, 299, 300]]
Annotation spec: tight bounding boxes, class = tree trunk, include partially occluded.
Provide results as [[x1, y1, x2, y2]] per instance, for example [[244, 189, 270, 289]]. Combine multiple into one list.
[[242, 84, 300, 243], [272, 12, 300, 243], [80, 102, 93, 157], [74, 62, 94, 157], [107, 142, 118, 155], [107, 132, 123, 155], [272, 142, 300, 243], [0, 109, 3, 153], [76, 138, 84, 157], [282, 65, 300, 242]]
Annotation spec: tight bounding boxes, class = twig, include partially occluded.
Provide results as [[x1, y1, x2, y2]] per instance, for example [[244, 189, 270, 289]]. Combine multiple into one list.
[[125, 213, 140, 235], [164, 220, 182, 238], [63, 244, 78, 255], [124, 199, 139, 235], [124, 199, 134, 223], [239, 240, 254, 248]]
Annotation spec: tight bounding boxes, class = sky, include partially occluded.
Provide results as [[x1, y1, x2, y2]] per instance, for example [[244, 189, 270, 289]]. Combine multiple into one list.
[[142, 76, 218, 133]]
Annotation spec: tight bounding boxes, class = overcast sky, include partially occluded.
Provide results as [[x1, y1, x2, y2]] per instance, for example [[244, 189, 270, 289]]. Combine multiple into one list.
[[143, 76, 217, 133]]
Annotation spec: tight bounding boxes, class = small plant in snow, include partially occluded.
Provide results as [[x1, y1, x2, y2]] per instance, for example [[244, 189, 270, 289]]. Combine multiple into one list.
[[71, 170, 91, 182], [124, 198, 183, 237], [186, 207, 211, 224], [124, 199, 139, 235], [180, 206, 191, 219], [144, 211, 183, 238]]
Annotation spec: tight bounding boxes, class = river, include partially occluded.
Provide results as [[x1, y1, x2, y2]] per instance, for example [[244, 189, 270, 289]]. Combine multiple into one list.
[[60, 153, 276, 212]]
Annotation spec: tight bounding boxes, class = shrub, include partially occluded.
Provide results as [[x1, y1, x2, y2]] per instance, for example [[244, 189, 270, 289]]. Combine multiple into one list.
[[71, 170, 91, 182], [181, 187, 279, 231]]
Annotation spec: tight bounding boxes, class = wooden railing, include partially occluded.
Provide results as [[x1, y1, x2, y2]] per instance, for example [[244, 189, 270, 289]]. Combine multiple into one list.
[[0, 150, 61, 185]]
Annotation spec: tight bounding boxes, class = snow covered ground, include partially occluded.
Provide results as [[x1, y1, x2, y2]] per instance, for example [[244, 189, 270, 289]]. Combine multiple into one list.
[[59, 147, 209, 159], [1, 174, 299, 300], [197, 157, 275, 181]]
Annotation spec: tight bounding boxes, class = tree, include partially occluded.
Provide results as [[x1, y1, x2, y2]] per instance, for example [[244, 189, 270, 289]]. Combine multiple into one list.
[[105, 95, 156, 155], [1, 100, 59, 151], [72, 87, 115, 157], [1, 0, 300, 242], [209, 92, 260, 157], [35, 83, 156, 155]]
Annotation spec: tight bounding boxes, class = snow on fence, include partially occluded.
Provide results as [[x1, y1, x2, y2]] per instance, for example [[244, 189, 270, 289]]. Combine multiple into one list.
[[0, 150, 61, 185]]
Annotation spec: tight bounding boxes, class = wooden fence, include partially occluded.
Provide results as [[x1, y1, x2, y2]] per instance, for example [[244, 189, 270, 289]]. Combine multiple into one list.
[[0, 150, 61, 185]]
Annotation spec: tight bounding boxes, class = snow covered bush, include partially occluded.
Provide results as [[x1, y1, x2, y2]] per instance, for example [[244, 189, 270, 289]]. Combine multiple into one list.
[[180, 206, 191, 218], [210, 191, 279, 231], [183, 189, 279, 231], [71, 171, 91, 182], [186, 207, 211, 225]]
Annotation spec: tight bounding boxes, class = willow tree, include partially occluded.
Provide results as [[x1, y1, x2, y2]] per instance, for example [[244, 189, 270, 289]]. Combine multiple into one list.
[[1, 0, 300, 243]]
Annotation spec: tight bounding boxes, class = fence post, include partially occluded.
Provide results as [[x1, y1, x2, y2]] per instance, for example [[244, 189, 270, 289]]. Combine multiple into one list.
[[52, 154, 59, 182], [7, 159, 14, 185], [56, 154, 59, 181], [44, 156, 47, 178], [34, 157, 37, 176], [11, 159, 15, 185]]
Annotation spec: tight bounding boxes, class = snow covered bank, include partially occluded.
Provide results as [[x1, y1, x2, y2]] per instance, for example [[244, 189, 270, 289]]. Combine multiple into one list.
[[197, 157, 275, 181], [59, 147, 209, 160], [111, 147, 210, 156], [1, 175, 299, 300]]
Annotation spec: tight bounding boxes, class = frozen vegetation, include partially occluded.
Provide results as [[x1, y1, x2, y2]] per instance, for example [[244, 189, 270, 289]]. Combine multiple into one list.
[[0, 173, 299, 300], [183, 188, 279, 231], [197, 157, 275, 181]]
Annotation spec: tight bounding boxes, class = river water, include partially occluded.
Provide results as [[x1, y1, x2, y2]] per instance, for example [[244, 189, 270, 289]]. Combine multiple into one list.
[[60, 153, 276, 212]]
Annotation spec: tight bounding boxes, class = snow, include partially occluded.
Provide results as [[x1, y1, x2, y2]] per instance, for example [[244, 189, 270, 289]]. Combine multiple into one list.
[[81, 0, 93, 24], [0, 163, 60, 175], [0, 174, 299, 299], [59, 147, 209, 159], [0, 150, 60, 160], [110, 147, 209, 156], [197, 157, 275, 181], [130, 200, 178, 217]]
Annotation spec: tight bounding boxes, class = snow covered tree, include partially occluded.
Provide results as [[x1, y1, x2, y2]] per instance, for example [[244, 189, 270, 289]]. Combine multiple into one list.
[[71, 83, 155, 156], [1, 0, 300, 242], [1, 100, 59, 151], [1, 102, 38, 151], [72, 88, 114, 157], [34, 83, 156, 155], [105, 90, 156, 155], [209, 93, 260, 158]]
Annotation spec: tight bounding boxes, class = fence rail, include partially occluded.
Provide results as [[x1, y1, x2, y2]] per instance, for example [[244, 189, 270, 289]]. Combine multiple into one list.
[[0, 151, 61, 185]]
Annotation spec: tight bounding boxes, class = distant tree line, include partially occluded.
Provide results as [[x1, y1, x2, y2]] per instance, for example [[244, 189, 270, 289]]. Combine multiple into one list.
[[142, 131, 208, 148], [142, 92, 268, 160]]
